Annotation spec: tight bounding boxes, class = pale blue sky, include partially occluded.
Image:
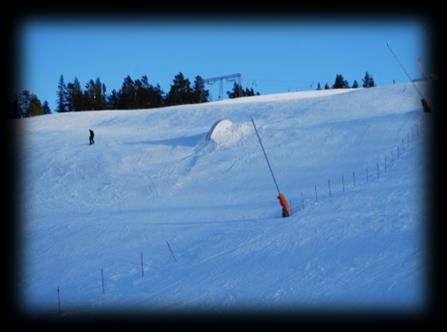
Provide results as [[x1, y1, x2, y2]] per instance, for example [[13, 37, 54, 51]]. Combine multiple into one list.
[[19, 18, 428, 110]]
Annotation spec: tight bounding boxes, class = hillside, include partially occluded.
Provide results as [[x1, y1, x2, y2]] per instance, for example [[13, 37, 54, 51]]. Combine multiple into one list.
[[19, 83, 429, 314]]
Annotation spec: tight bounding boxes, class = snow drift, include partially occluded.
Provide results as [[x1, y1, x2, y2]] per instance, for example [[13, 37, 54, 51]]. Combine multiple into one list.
[[206, 119, 253, 148]]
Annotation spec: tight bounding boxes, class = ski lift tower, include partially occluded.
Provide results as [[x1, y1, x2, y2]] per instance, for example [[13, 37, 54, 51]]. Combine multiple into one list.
[[201, 73, 242, 100]]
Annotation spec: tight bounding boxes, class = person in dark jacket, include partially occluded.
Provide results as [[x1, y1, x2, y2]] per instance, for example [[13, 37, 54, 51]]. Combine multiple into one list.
[[89, 129, 95, 145]]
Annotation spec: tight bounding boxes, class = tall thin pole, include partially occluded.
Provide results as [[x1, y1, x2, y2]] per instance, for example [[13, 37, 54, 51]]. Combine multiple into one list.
[[251, 118, 281, 195], [140, 252, 144, 278], [166, 240, 177, 262], [57, 287, 61, 314], [101, 268, 105, 294], [386, 42, 425, 100], [219, 79, 223, 100]]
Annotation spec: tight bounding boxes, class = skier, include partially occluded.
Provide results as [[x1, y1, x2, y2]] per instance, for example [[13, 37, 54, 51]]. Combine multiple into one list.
[[89, 129, 95, 145], [277, 192, 291, 218]]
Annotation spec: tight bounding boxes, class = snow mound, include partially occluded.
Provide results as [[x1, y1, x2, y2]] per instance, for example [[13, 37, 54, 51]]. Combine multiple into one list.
[[206, 119, 253, 147]]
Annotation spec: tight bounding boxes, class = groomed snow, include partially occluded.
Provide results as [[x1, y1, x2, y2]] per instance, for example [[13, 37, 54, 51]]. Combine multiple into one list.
[[18, 83, 429, 315]]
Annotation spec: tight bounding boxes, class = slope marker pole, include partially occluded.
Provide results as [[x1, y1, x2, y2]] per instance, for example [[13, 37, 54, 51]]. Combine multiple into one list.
[[166, 241, 177, 262], [386, 42, 432, 113], [101, 268, 105, 294], [251, 117, 281, 195], [140, 252, 144, 278], [386, 42, 424, 99], [57, 287, 61, 315]]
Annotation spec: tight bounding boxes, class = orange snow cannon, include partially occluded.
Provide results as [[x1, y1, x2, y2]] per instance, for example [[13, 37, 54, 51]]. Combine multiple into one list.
[[278, 192, 291, 218]]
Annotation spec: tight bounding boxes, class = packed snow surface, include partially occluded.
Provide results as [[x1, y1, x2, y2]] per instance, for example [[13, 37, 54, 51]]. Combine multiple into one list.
[[207, 119, 253, 147], [19, 83, 429, 315]]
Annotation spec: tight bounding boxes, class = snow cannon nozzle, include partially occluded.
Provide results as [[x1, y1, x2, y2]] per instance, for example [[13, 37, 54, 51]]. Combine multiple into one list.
[[278, 192, 291, 218]]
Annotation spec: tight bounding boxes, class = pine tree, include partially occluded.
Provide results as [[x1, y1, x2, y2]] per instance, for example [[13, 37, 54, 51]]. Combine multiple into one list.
[[129, 75, 164, 109], [165, 72, 194, 106], [324, 83, 330, 90], [83, 78, 107, 110], [56, 75, 69, 112], [227, 82, 259, 98], [193, 75, 209, 103], [352, 80, 359, 88], [368, 75, 375, 88], [107, 89, 120, 109], [362, 72, 376, 88], [316, 82, 322, 90], [118, 75, 137, 109], [84, 80, 95, 110], [332, 74, 349, 89], [134, 78, 145, 108], [227, 82, 242, 98], [150, 84, 164, 108], [67, 77, 84, 111], [42, 101, 51, 114]]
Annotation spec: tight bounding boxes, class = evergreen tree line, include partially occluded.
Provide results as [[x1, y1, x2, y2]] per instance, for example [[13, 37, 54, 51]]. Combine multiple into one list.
[[11, 71, 374, 118], [316, 72, 376, 90], [10, 72, 260, 118], [55, 72, 260, 113]]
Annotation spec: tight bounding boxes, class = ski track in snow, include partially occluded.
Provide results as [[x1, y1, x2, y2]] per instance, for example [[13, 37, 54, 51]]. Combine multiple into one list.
[[18, 83, 429, 314]]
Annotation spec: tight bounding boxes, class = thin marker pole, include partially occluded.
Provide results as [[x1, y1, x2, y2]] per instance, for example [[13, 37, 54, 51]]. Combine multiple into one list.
[[101, 268, 105, 294], [342, 175, 345, 193], [166, 241, 177, 262], [314, 184, 318, 203], [386, 42, 425, 99], [251, 117, 280, 195], [140, 252, 144, 278], [328, 179, 332, 197], [300, 192, 305, 210], [353, 171, 356, 187], [57, 287, 61, 314]]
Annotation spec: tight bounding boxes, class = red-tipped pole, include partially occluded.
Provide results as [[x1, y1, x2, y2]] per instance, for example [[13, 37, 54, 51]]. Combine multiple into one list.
[[386, 42, 432, 113], [251, 117, 292, 217]]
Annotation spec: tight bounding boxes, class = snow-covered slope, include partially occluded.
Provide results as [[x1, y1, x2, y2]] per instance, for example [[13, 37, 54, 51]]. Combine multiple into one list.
[[19, 83, 429, 314]]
